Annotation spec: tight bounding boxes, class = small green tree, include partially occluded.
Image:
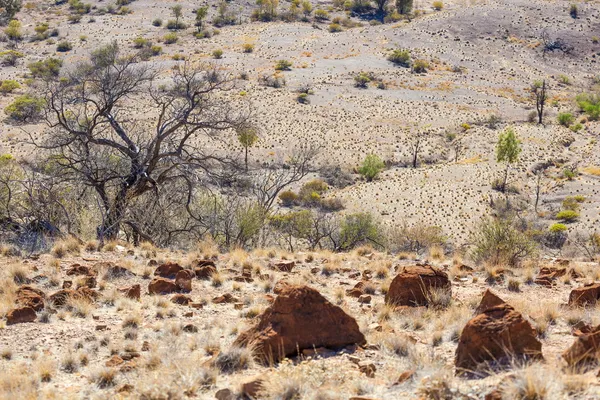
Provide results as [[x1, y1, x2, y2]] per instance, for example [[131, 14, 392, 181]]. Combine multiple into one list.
[[237, 125, 259, 171], [301, 0, 312, 16], [4, 94, 44, 122], [471, 218, 536, 267], [396, 0, 413, 15], [195, 6, 208, 31], [0, 0, 22, 25], [4, 19, 22, 42], [496, 127, 521, 193], [358, 154, 385, 181], [171, 4, 183, 28]]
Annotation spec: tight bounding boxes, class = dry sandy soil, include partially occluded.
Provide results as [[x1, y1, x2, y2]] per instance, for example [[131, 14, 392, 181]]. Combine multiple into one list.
[[0, 242, 599, 399], [1, 0, 599, 245]]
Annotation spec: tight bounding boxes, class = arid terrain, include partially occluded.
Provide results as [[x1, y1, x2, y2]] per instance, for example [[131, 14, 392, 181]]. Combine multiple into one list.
[[1, 0, 600, 398]]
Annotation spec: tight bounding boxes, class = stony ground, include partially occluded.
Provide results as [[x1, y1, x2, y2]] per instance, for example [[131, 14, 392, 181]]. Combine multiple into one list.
[[0, 241, 599, 399], [1, 0, 600, 245]]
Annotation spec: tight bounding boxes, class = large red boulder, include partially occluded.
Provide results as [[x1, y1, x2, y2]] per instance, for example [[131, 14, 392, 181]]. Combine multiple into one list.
[[385, 265, 451, 307], [16, 286, 45, 311], [562, 325, 600, 368], [6, 306, 36, 325], [154, 262, 183, 279], [48, 287, 97, 307], [234, 285, 365, 363], [175, 270, 194, 292], [148, 278, 178, 295], [455, 290, 542, 374], [568, 283, 600, 307], [119, 284, 141, 300]]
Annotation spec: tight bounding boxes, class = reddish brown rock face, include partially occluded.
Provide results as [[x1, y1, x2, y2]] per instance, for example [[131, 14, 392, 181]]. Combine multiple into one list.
[[154, 262, 183, 279], [534, 267, 566, 287], [119, 284, 141, 300], [234, 285, 365, 363], [385, 265, 451, 307], [148, 278, 178, 295], [568, 283, 600, 307], [16, 286, 45, 311], [455, 290, 543, 374], [6, 306, 36, 325], [562, 325, 600, 368], [175, 270, 194, 292], [194, 265, 217, 280]]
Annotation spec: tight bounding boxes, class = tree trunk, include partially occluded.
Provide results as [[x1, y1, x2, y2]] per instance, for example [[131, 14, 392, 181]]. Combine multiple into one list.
[[502, 163, 509, 193], [244, 146, 249, 171]]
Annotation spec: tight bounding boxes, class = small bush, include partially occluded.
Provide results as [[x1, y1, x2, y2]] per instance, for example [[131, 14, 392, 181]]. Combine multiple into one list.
[[242, 43, 254, 53], [133, 37, 149, 49], [152, 18, 162, 27], [358, 154, 385, 181], [412, 59, 429, 73], [4, 95, 45, 122], [314, 9, 329, 20], [549, 223, 567, 233], [279, 190, 298, 207], [471, 218, 536, 267], [213, 347, 252, 374], [329, 23, 342, 32], [150, 45, 162, 56], [432, 1, 443, 10], [56, 41, 73, 52], [212, 49, 223, 59], [166, 20, 187, 30], [297, 93, 309, 104], [569, 3, 578, 18], [0, 80, 20, 94], [556, 210, 579, 222], [563, 168, 577, 180], [557, 112, 574, 126], [163, 33, 178, 44], [28, 58, 63, 78], [354, 72, 371, 88], [388, 49, 411, 67], [576, 93, 600, 121], [275, 59, 292, 71]]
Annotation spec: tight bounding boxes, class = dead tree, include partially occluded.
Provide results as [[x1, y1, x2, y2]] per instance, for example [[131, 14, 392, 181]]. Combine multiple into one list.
[[28, 42, 250, 244]]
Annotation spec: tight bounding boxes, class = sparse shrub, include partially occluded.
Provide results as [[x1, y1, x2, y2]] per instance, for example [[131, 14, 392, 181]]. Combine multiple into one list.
[[388, 49, 411, 67], [549, 223, 567, 233], [132, 37, 149, 48], [28, 58, 62, 78], [150, 45, 162, 56], [4, 19, 23, 42], [354, 72, 371, 88], [242, 43, 254, 53], [563, 168, 577, 180], [4, 94, 44, 122], [56, 41, 73, 52], [0, 79, 20, 93], [152, 18, 162, 27], [212, 49, 223, 59], [576, 93, 600, 120], [432, 0, 443, 10], [259, 74, 286, 88], [163, 33, 178, 44], [471, 218, 536, 266], [569, 3, 578, 18], [358, 154, 385, 181], [213, 347, 252, 373], [507, 279, 521, 292], [557, 112, 574, 126], [329, 23, 342, 32], [412, 59, 429, 73], [297, 92, 309, 104], [275, 59, 292, 71], [1, 50, 24, 66], [314, 8, 329, 20], [556, 209, 579, 222]]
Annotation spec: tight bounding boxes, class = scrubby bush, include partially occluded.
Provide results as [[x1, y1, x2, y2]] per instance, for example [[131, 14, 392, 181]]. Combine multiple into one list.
[[279, 190, 298, 207], [4, 19, 23, 42], [274, 59, 292, 71], [212, 49, 223, 59], [4, 95, 45, 122], [562, 196, 580, 212], [432, 1, 443, 10], [133, 37, 149, 48], [549, 223, 567, 233], [358, 154, 385, 181], [56, 41, 73, 52], [388, 49, 411, 67], [471, 218, 536, 267], [297, 92, 309, 104], [354, 72, 371, 88], [28, 58, 63, 78], [557, 112, 574, 127], [329, 23, 342, 32], [0, 80, 20, 94], [242, 43, 254, 53], [576, 93, 600, 120], [314, 8, 329, 20], [163, 33, 178, 44], [152, 18, 162, 27], [412, 59, 429, 73], [556, 210, 579, 222], [569, 3, 577, 18], [0, 50, 24, 66], [339, 213, 383, 250], [259, 74, 286, 88]]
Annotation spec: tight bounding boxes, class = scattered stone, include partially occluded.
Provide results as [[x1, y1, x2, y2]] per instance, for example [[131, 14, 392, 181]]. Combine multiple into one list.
[[190, 302, 204, 309], [534, 267, 566, 287], [15, 286, 45, 311], [101, 262, 135, 279], [119, 284, 141, 300], [154, 262, 183, 279], [234, 285, 366, 363], [215, 389, 233, 400], [358, 361, 376, 378], [148, 278, 178, 295], [212, 293, 239, 304], [455, 290, 542, 374], [171, 294, 192, 305], [66, 264, 95, 276], [568, 283, 600, 307], [96, 324, 108, 331], [105, 355, 124, 367], [395, 369, 415, 384], [241, 377, 264, 399], [6, 306, 36, 325], [195, 265, 217, 280], [271, 260, 295, 272], [562, 325, 600, 368], [358, 294, 371, 304], [385, 265, 451, 307], [175, 269, 194, 292], [183, 324, 198, 333]]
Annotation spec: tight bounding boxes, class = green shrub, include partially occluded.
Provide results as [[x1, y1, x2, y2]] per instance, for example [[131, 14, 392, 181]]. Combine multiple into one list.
[[358, 154, 385, 181], [0, 80, 20, 94], [278, 190, 298, 207], [569, 123, 583, 132], [212, 49, 223, 59], [133, 37, 149, 49], [354, 72, 371, 88], [470, 218, 536, 267], [576, 93, 600, 121], [412, 59, 429, 73], [28, 58, 63, 78], [549, 223, 567, 233], [4, 95, 45, 122], [556, 210, 579, 222], [56, 41, 73, 52], [275, 60, 292, 71], [242, 43, 254, 53], [569, 3, 577, 18], [388, 49, 411, 67], [339, 213, 383, 251], [562, 196, 580, 211], [166, 20, 187, 30], [328, 23, 342, 32], [163, 33, 178, 44], [297, 93, 309, 104], [573, 195, 586, 203], [432, 0, 443, 10], [150, 45, 162, 56], [4, 20, 23, 42], [152, 18, 163, 27], [314, 9, 329, 20], [557, 112, 574, 126], [563, 168, 577, 180], [299, 179, 328, 202], [0, 50, 24, 67]]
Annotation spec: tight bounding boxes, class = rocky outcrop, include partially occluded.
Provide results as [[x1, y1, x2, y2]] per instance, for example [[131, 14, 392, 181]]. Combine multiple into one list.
[[568, 283, 600, 307], [562, 325, 600, 368], [148, 278, 178, 295], [385, 265, 451, 307], [6, 306, 36, 325]]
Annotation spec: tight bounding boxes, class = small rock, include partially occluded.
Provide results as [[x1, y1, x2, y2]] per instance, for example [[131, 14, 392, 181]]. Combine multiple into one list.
[[358, 294, 371, 304], [6, 306, 36, 325], [358, 361, 376, 378], [105, 355, 124, 367]]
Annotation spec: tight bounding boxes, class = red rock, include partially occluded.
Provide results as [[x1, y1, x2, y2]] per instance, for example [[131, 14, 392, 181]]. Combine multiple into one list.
[[568, 283, 600, 307], [66, 264, 95, 276], [119, 284, 141, 300], [455, 292, 542, 374], [154, 262, 183, 279], [385, 265, 451, 307], [395, 369, 415, 384], [15, 286, 45, 311], [474, 289, 505, 315], [346, 288, 364, 297], [6, 306, 36, 325], [242, 377, 264, 398], [562, 325, 600, 367], [234, 285, 366, 363], [175, 269, 194, 292], [191, 259, 216, 269], [171, 294, 192, 305], [271, 260, 295, 272], [148, 278, 178, 295], [49, 287, 96, 306], [105, 355, 124, 367], [195, 265, 217, 280], [99, 262, 135, 279], [212, 293, 239, 304], [534, 267, 566, 287], [358, 361, 376, 378], [484, 389, 503, 400]]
